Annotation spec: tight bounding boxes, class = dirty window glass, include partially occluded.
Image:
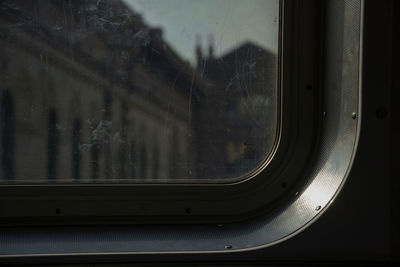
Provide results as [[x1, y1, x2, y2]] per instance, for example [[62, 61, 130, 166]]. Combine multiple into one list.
[[0, 0, 279, 183]]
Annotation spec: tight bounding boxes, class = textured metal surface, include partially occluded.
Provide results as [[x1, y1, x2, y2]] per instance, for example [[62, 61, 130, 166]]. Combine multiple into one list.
[[0, 0, 362, 257]]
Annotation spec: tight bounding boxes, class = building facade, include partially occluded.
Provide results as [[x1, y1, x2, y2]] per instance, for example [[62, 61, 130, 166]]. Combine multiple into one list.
[[0, 0, 206, 182]]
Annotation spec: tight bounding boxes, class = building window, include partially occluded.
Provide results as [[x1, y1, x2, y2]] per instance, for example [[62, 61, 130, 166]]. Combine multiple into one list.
[[118, 101, 128, 179], [140, 143, 147, 180], [90, 137, 100, 180], [72, 118, 81, 179], [47, 108, 58, 180], [129, 141, 136, 179], [0, 90, 15, 179], [170, 127, 179, 179], [153, 142, 159, 179], [118, 141, 127, 179]]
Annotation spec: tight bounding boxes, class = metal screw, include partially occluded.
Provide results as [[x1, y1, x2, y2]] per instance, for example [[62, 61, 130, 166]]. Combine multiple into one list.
[[315, 205, 322, 211], [352, 112, 357, 119], [225, 245, 233, 249]]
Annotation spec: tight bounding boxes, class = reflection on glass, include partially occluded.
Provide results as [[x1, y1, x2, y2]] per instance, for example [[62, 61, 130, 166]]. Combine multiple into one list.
[[0, 0, 278, 182]]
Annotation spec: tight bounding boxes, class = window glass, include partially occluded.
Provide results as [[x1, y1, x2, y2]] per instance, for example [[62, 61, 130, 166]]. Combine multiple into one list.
[[0, 0, 279, 182]]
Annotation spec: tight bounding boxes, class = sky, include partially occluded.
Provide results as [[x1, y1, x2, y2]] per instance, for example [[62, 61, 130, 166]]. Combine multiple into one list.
[[123, 0, 279, 65]]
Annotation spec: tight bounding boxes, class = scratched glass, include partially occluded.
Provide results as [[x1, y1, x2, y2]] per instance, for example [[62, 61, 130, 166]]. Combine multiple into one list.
[[0, 0, 279, 183]]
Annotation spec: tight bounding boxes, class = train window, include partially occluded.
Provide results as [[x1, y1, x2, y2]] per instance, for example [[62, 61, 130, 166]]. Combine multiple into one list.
[[0, 0, 311, 223], [0, 0, 363, 261], [0, 0, 278, 183]]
